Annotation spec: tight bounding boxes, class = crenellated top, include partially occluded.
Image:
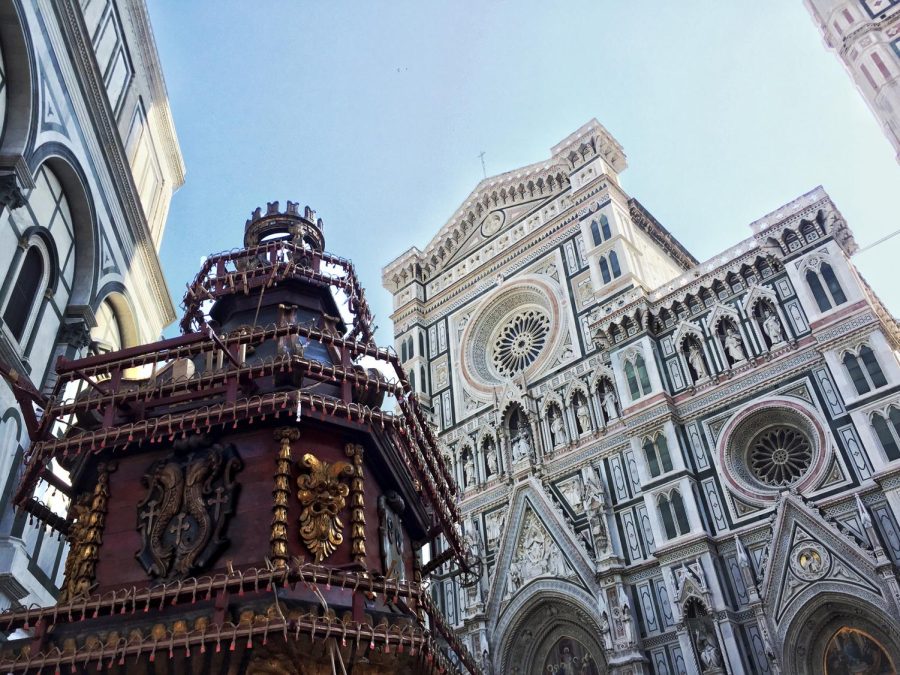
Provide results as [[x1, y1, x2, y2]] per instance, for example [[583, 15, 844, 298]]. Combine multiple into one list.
[[590, 187, 855, 348], [382, 119, 627, 292]]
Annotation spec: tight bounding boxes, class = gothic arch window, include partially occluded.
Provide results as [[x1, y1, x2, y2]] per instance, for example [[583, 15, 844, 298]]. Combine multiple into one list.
[[624, 353, 652, 401], [409, 370, 415, 392], [643, 433, 673, 478], [599, 257, 611, 284], [419, 332, 426, 358], [799, 221, 819, 244], [600, 214, 611, 240], [407, 336, 414, 358], [783, 229, 801, 252], [806, 262, 847, 312], [400, 340, 408, 362], [658, 489, 690, 539], [419, 365, 427, 395], [590, 220, 602, 246], [609, 250, 621, 278], [842, 345, 887, 395], [871, 406, 900, 462]]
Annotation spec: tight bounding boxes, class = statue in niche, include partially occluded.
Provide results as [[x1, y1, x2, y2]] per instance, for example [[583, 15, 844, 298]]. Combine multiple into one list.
[[510, 408, 533, 463], [686, 342, 707, 382], [599, 611, 613, 650], [464, 452, 476, 488], [723, 326, 747, 364], [507, 558, 523, 596], [485, 510, 505, 547], [694, 627, 723, 671], [575, 395, 592, 434], [485, 441, 499, 476], [549, 406, 567, 446], [762, 308, 785, 346], [601, 387, 619, 422], [582, 468, 608, 553], [480, 649, 494, 675]]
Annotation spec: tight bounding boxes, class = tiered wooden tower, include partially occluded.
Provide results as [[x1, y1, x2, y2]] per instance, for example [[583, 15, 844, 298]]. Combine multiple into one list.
[[0, 201, 480, 674]]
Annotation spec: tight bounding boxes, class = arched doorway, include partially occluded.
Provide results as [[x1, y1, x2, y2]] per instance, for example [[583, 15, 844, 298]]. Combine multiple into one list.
[[498, 593, 607, 675], [783, 596, 900, 675]]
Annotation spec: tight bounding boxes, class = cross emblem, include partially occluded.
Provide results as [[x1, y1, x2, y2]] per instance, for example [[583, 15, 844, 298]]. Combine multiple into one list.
[[140, 499, 159, 532], [169, 513, 191, 547], [207, 487, 228, 521]]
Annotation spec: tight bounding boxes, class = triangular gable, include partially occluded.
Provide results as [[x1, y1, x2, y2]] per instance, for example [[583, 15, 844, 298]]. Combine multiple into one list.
[[761, 494, 885, 628], [485, 479, 595, 621]]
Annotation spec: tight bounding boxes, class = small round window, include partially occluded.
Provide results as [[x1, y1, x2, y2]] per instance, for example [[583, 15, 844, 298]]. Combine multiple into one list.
[[748, 426, 812, 487], [490, 308, 551, 378]]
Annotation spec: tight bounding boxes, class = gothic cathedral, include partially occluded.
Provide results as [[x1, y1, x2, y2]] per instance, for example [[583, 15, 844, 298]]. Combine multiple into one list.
[[383, 120, 900, 675]]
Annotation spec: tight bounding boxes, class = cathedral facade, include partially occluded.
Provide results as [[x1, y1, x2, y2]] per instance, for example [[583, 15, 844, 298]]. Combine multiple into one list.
[[0, 0, 183, 609], [383, 120, 900, 674], [806, 0, 900, 161]]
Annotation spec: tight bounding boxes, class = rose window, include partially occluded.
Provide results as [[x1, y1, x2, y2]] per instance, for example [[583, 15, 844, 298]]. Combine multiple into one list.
[[490, 309, 551, 377], [748, 426, 812, 486]]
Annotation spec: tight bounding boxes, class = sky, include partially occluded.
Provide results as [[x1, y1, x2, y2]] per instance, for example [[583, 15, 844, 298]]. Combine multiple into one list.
[[149, 1, 900, 340]]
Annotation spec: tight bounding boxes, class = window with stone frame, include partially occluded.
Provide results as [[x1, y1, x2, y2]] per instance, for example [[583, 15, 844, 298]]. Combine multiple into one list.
[[871, 406, 900, 462], [805, 262, 847, 312], [658, 489, 690, 540], [643, 433, 673, 478], [624, 352, 652, 401], [2, 245, 44, 342], [842, 345, 887, 395], [600, 256, 611, 284]]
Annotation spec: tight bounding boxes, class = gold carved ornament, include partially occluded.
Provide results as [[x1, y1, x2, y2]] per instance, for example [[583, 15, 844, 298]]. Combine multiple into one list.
[[344, 443, 366, 566], [271, 427, 300, 568], [296, 453, 354, 562], [59, 462, 116, 602]]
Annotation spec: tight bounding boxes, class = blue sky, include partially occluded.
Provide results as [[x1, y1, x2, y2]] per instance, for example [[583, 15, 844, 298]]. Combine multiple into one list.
[[149, 1, 900, 339]]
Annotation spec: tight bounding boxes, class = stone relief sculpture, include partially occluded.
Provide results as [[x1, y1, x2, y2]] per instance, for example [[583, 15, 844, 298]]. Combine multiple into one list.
[[485, 510, 505, 548], [601, 387, 619, 422], [505, 512, 570, 597], [485, 440, 499, 476], [581, 467, 608, 554], [694, 626, 723, 672]]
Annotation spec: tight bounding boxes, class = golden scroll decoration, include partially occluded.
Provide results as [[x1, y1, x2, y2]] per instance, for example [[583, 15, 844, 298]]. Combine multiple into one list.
[[271, 427, 300, 568], [344, 443, 366, 566]]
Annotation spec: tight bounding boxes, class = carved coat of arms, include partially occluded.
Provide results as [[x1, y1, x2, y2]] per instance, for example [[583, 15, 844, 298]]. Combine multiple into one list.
[[136, 441, 242, 579]]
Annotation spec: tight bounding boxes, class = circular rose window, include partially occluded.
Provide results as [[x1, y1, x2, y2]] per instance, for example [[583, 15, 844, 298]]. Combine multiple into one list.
[[717, 399, 829, 505], [749, 426, 812, 487], [490, 308, 551, 377], [459, 277, 566, 393]]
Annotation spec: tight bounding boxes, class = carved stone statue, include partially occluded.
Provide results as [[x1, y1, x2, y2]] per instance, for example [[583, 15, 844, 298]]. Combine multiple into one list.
[[481, 649, 494, 675], [486, 511, 505, 547], [762, 309, 785, 345], [485, 442, 499, 476], [582, 469, 608, 554], [512, 429, 532, 463], [695, 628, 723, 671], [549, 406, 567, 446], [575, 396, 592, 434], [687, 343, 707, 381], [602, 388, 619, 422], [723, 327, 747, 364], [464, 453, 476, 488], [599, 611, 613, 650]]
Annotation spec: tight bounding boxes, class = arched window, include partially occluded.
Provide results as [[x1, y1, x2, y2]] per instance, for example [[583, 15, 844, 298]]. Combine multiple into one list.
[[409, 371, 415, 391], [3, 246, 44, 342], [400, 340, 408, 362], [659, 490, 690, 539], [643, 434, 673, 478], [806, 262, 847, 312], [600, 257, 611, 284], [609, 250, 621, 278], [420, 366, 427, 395], [635, 354, 651, 395], [600, 214, 611, 240], [590, 220, 602, 246], [624, 354, 652, 401], [872, 406, 900, 461], [843, 345, 887, 395], [407, 336, 414, 359], [419, 332, 426, 358]]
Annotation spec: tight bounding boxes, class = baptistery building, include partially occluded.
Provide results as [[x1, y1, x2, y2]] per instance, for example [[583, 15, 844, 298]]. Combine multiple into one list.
[[0, 0, 184, 609], [383, 120, 900, 674]]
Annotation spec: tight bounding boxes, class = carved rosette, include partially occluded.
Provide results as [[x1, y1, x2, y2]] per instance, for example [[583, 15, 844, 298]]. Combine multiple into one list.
[[60, 462, 116, 602], [296, 453, 353, 562], [344, 443, 366, 566], [272, 428, 300, 568]]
